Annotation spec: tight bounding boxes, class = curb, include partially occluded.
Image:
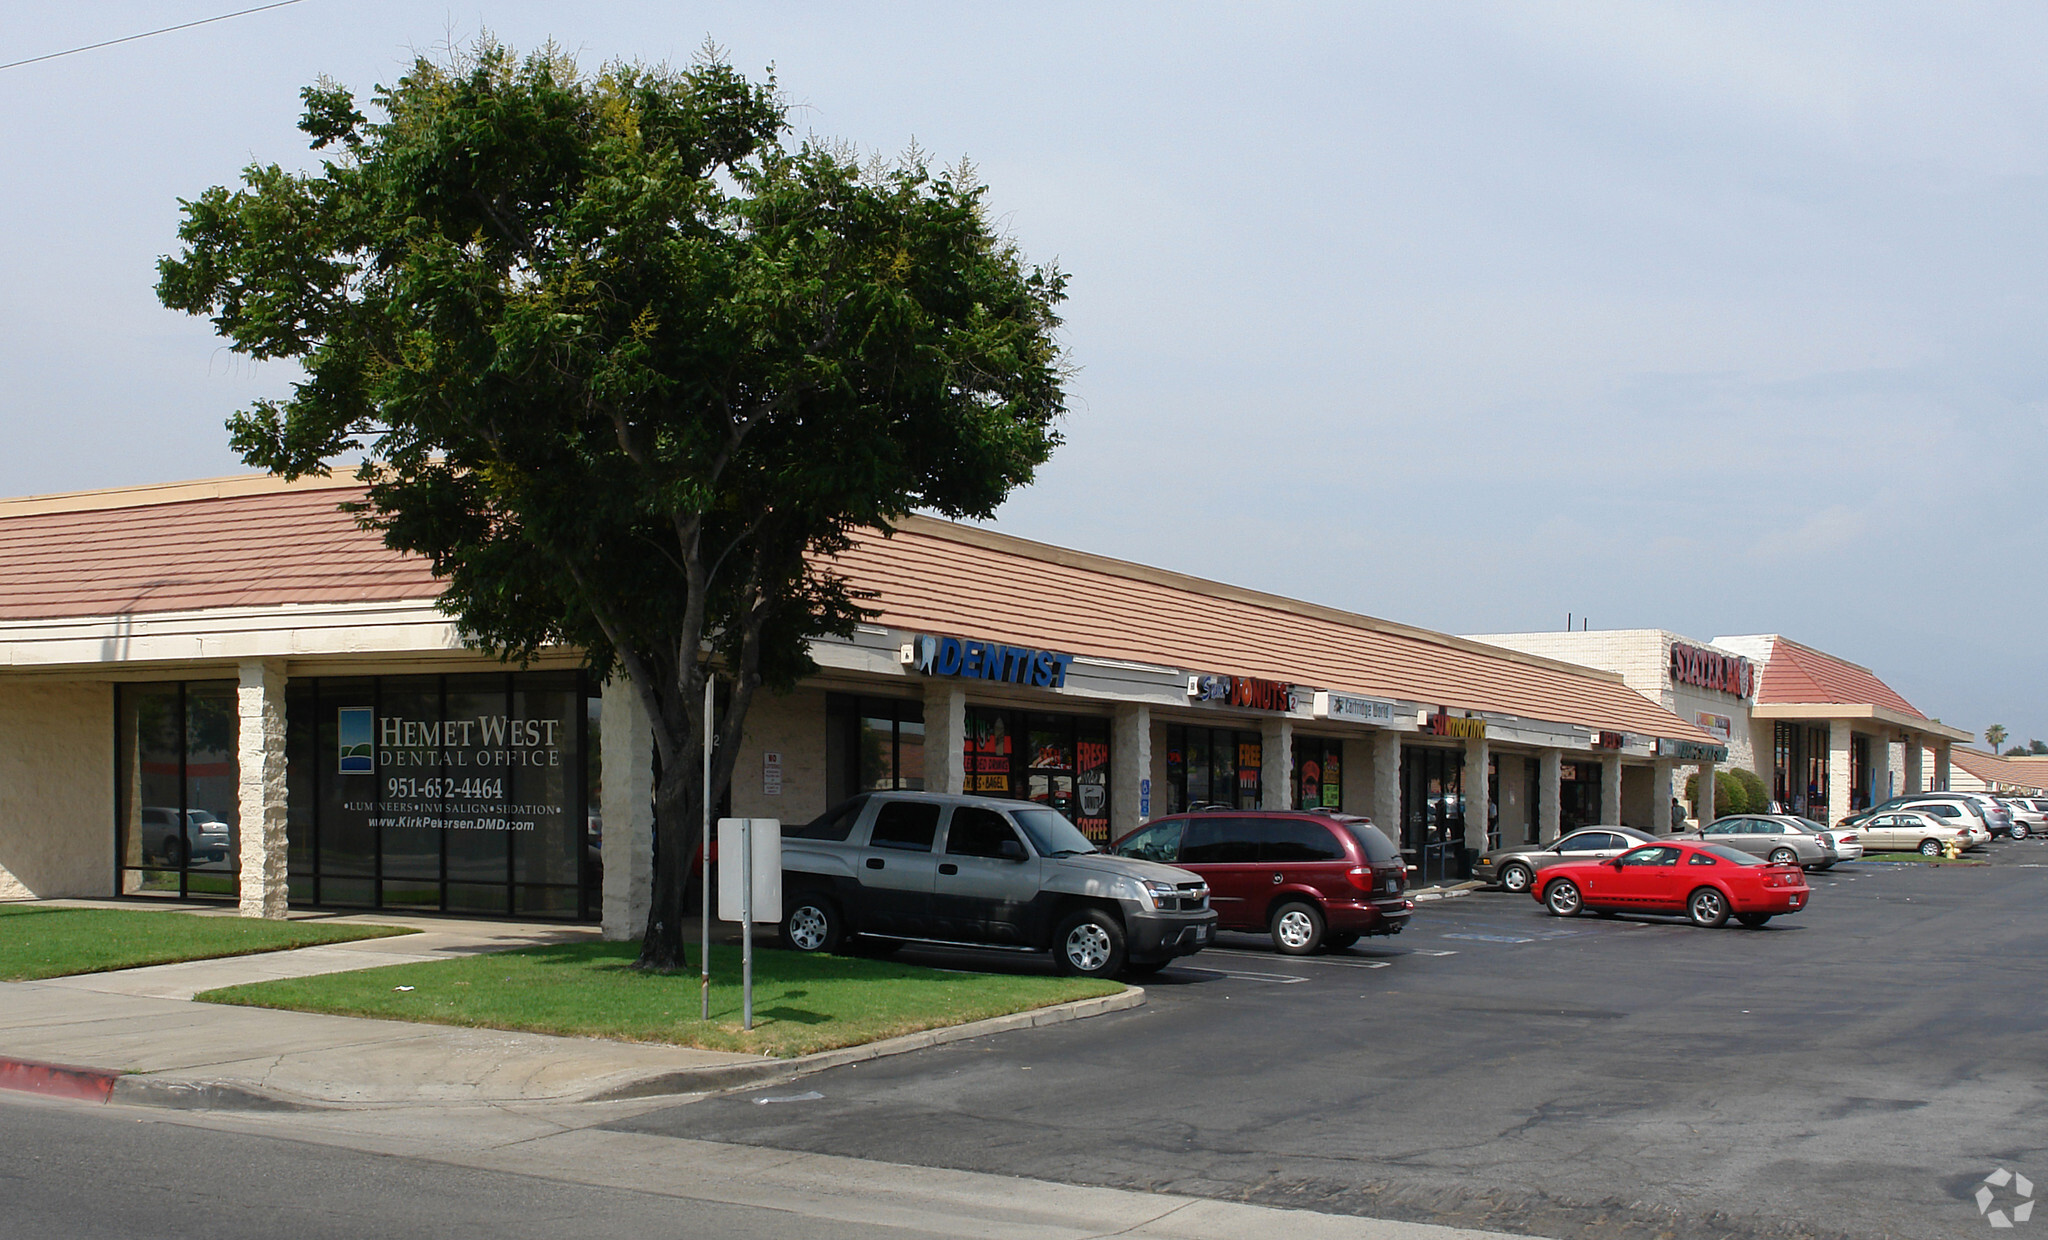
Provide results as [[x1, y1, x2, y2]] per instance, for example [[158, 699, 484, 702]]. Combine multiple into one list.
[[5, 985, 1145, 1114], [0, 1056, 121, 1104], [583, 984, 1147, 1101]]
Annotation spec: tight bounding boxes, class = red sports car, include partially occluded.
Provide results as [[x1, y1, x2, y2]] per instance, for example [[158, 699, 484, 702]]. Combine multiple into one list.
[[1531, 839, 1810, 927]]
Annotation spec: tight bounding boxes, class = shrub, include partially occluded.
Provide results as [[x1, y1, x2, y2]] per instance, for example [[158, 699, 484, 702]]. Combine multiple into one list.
[[1684, 767, 1766, 818]]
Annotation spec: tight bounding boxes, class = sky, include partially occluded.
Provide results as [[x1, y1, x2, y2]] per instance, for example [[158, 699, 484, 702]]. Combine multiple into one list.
[[3, 2, 2044, 748]]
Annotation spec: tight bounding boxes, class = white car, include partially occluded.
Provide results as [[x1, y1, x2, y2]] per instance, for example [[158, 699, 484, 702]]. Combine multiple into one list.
[[1817, 824, 1864, 862], [1998, 798, 2045, 840], [1856, 809, 1978, 856], [1893, 799, 1992, 849]]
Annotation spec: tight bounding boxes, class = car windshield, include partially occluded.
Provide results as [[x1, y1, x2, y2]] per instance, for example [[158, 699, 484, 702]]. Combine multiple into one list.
[[1703, 843, 1765, 865], [1011, 807, 1098, 856]]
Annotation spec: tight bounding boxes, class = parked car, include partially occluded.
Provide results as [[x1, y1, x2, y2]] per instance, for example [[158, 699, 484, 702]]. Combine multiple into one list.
[[1111, 809, 1410, 954], [1698, 815, 1838, 869], [1473, 826, 1657, 894], [1853, 808, 1979, 856], [1891, 799, 1993, 848], [138, 807, 233, 867], [778, 792, 1218, 979], [1534, 839, 1811, 927], [2000, 797, 2046, 839], [1841, 792, 2009, 839]]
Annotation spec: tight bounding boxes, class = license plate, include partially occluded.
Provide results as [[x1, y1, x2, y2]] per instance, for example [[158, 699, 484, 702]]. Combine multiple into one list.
[[1790, 895, 1803, 906]]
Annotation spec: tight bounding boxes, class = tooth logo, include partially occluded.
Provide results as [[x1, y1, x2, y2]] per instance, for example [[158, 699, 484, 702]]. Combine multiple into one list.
[[1976, 1168, 2035, 1228]]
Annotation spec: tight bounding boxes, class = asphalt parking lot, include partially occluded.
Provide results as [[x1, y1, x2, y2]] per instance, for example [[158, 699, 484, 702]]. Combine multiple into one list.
[[615, 840, 2048, 1240]]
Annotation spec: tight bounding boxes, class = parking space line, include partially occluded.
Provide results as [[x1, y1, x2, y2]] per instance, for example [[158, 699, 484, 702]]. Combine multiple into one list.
[[1200, 948, 1396, 969], [1174, 966, 1311, 984]]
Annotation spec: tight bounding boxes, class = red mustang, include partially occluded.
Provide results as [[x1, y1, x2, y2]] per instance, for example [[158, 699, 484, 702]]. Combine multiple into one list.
[[1532, 839, 1810, 927]]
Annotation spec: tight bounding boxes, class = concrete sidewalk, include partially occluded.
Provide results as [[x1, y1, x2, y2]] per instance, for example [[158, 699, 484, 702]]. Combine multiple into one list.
[[0, 903, 1140, 1109]]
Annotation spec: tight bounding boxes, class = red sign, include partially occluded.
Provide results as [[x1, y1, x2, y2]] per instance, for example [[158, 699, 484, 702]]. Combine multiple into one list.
[[1671, 642, 1752, 697]]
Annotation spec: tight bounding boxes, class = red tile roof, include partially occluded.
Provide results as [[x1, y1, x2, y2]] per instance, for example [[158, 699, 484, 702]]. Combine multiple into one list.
[[0, 483, 440, 621], [1949, 748, 2047, 792], [1753, 636, 1925, 718]]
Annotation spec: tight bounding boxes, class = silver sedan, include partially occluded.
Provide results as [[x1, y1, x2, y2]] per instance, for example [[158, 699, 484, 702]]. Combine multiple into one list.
[[1697, 815, 1836, 868], [1475, 826, 1659, 894]]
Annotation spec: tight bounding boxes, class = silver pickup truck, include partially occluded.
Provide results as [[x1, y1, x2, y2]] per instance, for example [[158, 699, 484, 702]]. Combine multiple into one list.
[[779, 791, 1219, 979]]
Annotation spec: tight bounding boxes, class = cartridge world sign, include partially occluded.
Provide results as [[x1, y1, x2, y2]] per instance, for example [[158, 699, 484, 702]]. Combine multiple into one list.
[[336, 704, 568, 833]]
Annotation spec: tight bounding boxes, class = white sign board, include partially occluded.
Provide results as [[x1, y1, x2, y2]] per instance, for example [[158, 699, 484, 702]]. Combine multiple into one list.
[[762, 750, 783, 796], [717, 817, 782, 923]]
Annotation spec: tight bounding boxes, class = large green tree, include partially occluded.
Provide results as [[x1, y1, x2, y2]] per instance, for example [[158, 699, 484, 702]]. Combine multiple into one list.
[[157, 40, 1067, 969]]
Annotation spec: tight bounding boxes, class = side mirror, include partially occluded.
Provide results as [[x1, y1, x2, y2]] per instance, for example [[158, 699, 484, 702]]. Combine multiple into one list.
[[1609, 858, 1625, 870], [998, 839, 1027, 862]]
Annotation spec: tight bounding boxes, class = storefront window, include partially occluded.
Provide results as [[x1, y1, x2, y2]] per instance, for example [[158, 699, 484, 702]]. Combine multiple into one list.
[[967, 706, 1111, 841], [1772, 723, 1831, 818], [117, 681, 240, 901], [1165, 724, 1262, 815], [826, 694, 926, 803], [282, 671, 594, 920], [1292, 736, 1343, 811], [1559, 760, 1600, 830]]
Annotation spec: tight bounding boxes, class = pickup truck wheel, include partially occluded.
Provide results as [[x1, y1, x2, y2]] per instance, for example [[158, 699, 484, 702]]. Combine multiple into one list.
[[1270, 900, 1324, 954], [1053, 909, 1126, 978], [780, 896, 843, 954]]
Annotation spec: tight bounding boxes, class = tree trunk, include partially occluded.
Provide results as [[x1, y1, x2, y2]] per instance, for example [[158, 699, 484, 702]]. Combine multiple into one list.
[[635, 686, 707, 973]]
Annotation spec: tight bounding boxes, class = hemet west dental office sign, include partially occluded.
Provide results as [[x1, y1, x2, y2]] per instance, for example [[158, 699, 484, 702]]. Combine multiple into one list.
[[1671, 641, 1753, 699], [336, 706, 565, 832], [910, 633, 1077, 688]]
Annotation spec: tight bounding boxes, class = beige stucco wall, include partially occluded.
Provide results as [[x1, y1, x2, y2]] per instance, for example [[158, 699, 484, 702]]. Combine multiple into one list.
[[0, 680, 114, 899], [729, 686, 830, 827]]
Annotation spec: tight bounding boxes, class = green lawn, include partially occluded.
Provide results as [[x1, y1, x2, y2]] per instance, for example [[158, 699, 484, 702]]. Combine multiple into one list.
[[197, 941, 1122, 1058], [0, 905, 416, 981]]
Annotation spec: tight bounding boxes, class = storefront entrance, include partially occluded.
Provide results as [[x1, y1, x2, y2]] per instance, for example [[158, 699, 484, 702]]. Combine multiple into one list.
[[1400, 745, 1465, 883], [1164, 724, 1262, 816], [1559, 760, 1600, 830]]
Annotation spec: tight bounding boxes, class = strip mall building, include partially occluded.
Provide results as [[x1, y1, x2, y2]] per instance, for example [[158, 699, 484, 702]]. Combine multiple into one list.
[[0, 472, 1850, 935]]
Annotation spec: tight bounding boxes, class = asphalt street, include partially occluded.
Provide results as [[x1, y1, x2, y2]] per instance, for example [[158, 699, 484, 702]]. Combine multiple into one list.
[[614, 842, 2048, 1240]]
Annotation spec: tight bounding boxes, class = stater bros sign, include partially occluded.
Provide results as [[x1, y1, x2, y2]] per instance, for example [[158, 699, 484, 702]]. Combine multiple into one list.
[[1670, 641, 1753, 699]]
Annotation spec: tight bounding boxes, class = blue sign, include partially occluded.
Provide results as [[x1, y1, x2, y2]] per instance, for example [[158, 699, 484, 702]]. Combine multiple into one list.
[[337, 707, 374, 775], [1139, 778, 1151, 819], [912, 634, 1075, 689]]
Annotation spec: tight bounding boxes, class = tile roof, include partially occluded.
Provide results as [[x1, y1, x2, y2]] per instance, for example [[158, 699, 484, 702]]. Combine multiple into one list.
[[1950, 748, 2048, 793], [1749, 636, 1926, 718], [0, 483, 441, 621], [834, 518, 1719, 743]]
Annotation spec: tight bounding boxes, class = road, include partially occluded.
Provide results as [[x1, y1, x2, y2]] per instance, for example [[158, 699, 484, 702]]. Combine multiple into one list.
[[612, 844, 2048, 1240]]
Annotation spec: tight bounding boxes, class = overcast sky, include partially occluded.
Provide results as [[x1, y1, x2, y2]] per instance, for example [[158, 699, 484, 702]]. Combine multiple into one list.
[[4, 3, 2043, 748]]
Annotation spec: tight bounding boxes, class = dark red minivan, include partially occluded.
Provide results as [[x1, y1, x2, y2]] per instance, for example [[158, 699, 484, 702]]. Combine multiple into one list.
[[1111, 810, 1411, 953]]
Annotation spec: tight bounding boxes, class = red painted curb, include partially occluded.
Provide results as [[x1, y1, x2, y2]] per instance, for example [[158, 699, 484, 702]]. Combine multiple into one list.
[[0, 1057, 121, 1104]]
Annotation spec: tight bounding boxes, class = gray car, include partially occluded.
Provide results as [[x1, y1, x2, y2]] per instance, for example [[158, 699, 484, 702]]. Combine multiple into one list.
[[1475, 826, 1658, 894], [1699, 815, 1835, 869], [778, 791, 1219, 979]]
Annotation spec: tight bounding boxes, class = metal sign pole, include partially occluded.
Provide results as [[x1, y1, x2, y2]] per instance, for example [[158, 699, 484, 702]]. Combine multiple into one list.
[[699, 675, 712, 1022], [741, 817, 754, 1031]]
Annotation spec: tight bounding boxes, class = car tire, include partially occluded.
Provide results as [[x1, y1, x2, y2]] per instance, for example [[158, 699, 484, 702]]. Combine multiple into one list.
[[1543, 879, 1582, 917], [1918, 838, 1943, 857], [2013, 824, 2031, 840], [1323, 932, 1360, 950], [1270, 900, 1325, 955], [162, 837, 187, 869], [1053, 908, 1127, 978], [1768, 847, 1797, 866], [780, 894, 843, 954], [1736, 912, 1772, 928], [1687, 887, 1730, 928], [1499, 862, 1534, 893]]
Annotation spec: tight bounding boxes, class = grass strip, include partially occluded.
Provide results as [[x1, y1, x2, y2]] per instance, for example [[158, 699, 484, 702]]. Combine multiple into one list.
[[0, 905, 415, 981], [197, 941, 1122, 1058]]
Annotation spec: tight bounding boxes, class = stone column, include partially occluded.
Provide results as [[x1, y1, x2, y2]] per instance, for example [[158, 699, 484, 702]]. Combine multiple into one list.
[[1827, 720, 1854, 829], [1651, 760, 1675, 834], [1261, 717, 1293, 811], [1934, 742, 1952, 792], [235, 658, 289, 919], [1538, 749, 1563, 842], [922, 681, 967, 796], [1371, 731, 1403, 843], [1462, 735, 1490, 855], [1696, 762, 1716, 827], [1904, 742, 1924, 795], [1111, 703, 1152, 835], [1599, 753, 1623, 827], [601, 677, 656, 942]]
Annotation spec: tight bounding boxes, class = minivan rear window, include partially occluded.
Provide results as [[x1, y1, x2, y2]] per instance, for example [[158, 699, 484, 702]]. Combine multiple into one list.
[[1343, 822, 1401, 863]]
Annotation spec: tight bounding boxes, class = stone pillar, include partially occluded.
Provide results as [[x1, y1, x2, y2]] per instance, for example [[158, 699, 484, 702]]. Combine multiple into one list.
[[1371, 731, 1403, 843], [1651, 760, 1675, 834], [1462, 735, 1490, 855], [1538, 749, 1563, 843], [922, 681, 967, 796], [1697, 762, 1716, 827], [1827, 720, 1854, 829], [1261, 717, 1293, 811], [1904, 742, 1925, 795], [235, 658, 289, 919], [1341, 736, 1372, 817], [1111, 703, 1152, 835], [1599, 754, 1623, 827], [601, 677, 656, 942], [1934, 742, 1952, 792]]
